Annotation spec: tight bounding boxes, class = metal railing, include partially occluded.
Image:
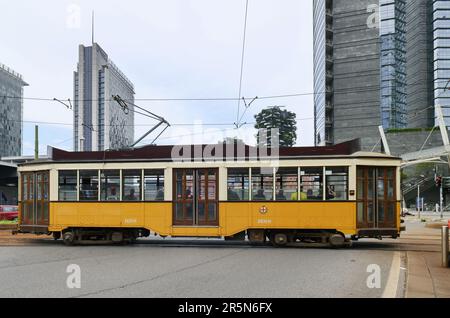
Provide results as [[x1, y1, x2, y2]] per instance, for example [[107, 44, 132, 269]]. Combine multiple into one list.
[[0, 62, 23, 80], [402, 176, 435, 195], [107, 59, 135, 92]]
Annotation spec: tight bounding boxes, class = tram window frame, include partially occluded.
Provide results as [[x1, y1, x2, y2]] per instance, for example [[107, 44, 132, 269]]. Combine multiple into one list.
[[100, 170, 120, 201], [275, 167, 298, 201], [227, 168, 250, 201], [79, 170, 99, 202], [325, 167, 349, 201], [300, 167, 323, 201], [144, 169, 165, 201], [58, 170, 78, 201], [251, 168, 274, 201], [122, 170, 142, 201]]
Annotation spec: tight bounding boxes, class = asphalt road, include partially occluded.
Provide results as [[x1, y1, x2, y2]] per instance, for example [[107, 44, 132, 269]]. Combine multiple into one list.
[[0, 238, 404, 298]]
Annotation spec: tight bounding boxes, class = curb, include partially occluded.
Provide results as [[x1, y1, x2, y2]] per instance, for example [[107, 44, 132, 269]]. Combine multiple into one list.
[[0, 225, 18, 231], [425, 222, 448, 229]]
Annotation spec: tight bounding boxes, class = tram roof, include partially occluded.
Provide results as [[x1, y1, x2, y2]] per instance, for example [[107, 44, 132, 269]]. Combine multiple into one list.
[[22, 139, 401, 165]]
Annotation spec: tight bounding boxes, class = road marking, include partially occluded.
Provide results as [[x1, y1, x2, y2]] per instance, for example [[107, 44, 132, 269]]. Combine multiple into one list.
[[382, 251, 401, 298]]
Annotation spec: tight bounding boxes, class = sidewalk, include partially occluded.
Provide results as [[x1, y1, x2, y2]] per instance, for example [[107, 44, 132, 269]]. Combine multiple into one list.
[[401, 218, 450, 298]]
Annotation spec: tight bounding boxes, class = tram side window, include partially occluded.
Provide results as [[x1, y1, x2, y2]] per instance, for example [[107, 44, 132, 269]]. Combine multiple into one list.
[[123, 170, 142, 201], [144, 170, 165, 201], [251, 168, 273, 201], [325, 167, 348, 201], [79, 170, 99, 201], [300, 167, 323, 201], [276, 168, 298, 201], [100, 170, 120, 201], [58, 170, 77, 201], [227, 168, 249, 201]]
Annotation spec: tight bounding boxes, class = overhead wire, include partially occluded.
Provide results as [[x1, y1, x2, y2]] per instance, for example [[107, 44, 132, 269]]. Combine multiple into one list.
[[236, 0, 250, 127], [3, 79, 450, 104]]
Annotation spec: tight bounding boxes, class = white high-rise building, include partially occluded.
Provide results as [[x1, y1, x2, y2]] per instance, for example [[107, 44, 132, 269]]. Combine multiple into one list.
[[74, 43, 134, 152]]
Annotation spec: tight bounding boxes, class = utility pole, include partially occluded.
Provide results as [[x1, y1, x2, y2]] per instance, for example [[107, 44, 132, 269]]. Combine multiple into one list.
[[34, 125, 39, 160]]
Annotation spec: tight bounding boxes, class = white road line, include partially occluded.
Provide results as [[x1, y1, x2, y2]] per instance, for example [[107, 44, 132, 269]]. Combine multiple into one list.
[[382, 251, 401, 298]]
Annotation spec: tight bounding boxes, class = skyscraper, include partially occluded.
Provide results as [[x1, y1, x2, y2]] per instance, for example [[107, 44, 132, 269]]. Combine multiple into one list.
[[406, 0, 450, 128], [313, 0, 407, 148], [432, 1, 450, 126], [405, 0, 434, 128], [0, 63, 28, 157], [74, 43, 135, 152]]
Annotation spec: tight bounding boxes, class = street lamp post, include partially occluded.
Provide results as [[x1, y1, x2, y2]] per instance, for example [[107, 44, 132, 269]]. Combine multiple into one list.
[[417, 184, 421, 219]]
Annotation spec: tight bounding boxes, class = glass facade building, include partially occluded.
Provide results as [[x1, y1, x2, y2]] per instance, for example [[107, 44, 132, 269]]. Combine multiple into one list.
[[0, 63, 28, 158], [379, 0, 407, 129], [406, 0, 435, 128], [433, 0, 450, 125], [313, 0, 408, 147], [74, 43, 135, 152], [313, 0, 329, 146]]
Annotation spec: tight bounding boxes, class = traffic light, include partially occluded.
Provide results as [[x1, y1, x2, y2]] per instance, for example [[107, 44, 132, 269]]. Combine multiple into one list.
[[436, 176, 443, 188]]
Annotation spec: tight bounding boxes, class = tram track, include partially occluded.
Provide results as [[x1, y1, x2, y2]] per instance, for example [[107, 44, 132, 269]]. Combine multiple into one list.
[[0, 231, 441, 253]]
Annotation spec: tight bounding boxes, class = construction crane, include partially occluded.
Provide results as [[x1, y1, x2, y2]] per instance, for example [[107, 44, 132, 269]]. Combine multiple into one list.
[[112, 95, 170, 148]]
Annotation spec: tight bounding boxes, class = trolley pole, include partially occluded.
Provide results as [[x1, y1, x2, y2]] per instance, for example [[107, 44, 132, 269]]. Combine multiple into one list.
[[443, 226, 449, 268]]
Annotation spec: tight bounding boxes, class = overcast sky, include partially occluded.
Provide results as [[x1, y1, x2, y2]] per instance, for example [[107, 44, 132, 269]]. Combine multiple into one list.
[[1, 0, 314, 155]]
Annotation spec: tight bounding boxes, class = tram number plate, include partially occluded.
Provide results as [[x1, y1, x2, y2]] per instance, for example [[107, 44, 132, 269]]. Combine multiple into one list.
[[257, 219, 272, 225], [123, 218, 137, 224]]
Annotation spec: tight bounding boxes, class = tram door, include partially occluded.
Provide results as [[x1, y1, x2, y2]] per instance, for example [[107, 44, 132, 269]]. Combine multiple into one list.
[[357, 167, 397, 229], [173, 169, 219, 226], [20, 171, 50, 232]]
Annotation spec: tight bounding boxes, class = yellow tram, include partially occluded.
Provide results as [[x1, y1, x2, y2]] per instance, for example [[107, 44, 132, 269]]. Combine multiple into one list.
[[15, 140, 404, 247]]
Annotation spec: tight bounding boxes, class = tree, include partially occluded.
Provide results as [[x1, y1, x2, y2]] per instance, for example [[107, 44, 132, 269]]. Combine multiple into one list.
[[254, 107, 297, 147]]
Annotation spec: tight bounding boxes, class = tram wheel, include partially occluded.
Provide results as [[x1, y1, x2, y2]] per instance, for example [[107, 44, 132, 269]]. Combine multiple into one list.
[[329, 233, 346, 248], [271, 233, 288, 247], [63, 232, 75, 246]]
